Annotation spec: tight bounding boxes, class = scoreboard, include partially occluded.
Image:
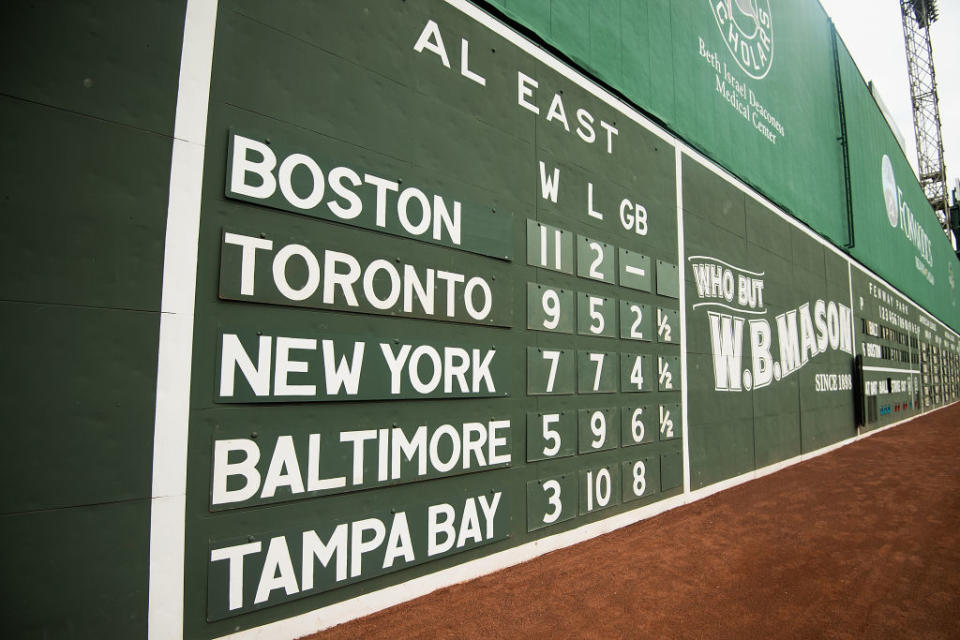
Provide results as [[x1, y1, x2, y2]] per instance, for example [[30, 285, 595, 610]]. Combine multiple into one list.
[[186, 1, 683, 633]]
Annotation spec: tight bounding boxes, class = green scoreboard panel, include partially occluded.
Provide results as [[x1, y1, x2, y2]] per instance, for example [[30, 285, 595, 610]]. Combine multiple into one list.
[[170, 2, 960, 638], [682, 155, 858, 488], [850, 265, 960, 429], [184, 1, 682, 636]]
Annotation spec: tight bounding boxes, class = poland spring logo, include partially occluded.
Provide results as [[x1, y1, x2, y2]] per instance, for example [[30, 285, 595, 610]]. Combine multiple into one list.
[[711, 0, 774, 80]]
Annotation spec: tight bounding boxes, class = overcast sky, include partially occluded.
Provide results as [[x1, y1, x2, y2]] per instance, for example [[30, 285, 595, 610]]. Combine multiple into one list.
[[818, 0, 960, 202]]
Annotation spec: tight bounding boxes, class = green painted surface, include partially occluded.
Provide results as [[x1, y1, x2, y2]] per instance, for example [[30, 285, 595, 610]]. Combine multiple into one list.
[[0, 500, 152, 639], [837, 39, 960, 334], [184, 2, 681, 636], [683, 154, 857, 488], [0, 303, 159, 513], [488, 0, 847, 246], [1, 0, 185, 638]]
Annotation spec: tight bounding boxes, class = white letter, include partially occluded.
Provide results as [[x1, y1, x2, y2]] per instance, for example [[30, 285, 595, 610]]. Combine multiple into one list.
[[323, 250, 361, 307], [254, 537, 299, 604], [362, 259, 402, 310], [327, 166, 363, 219], [436, 270, 465, 317], [272, 244, 320, 301], [517, 71, 539, 114], [488, 420, 511, 465], [464, 277, 492, 320], [278, 153, 325, 209], [575, 108, 596, 143], [545, 93, 570, 131], [397, 187, 432, 236], [478, 491, 502, 539], [302, 525, 348, 588], [211, 541, 262, 611], [471, 348, 496, 393], [220, 334, 271, 397], [322, 340, 365, 395], [351, 518, 386, 578], [340, 429, 377, 486], [538, 161, 560, 203], [212, 439, 261, 505], [600, 120, 619, 154], [274, 337, 317, 397], [428, 503, 456, 555], [381, 343, 411, 394], [307, 434, 346, 491], [413, 19, 450, 68], [363, 173, 399, 228], [383, 512, 415, 568], [261, 435, 305, 498], [223, 232, 272, 296], [460, 38, 486, 86], [229, 135, 276, 199]]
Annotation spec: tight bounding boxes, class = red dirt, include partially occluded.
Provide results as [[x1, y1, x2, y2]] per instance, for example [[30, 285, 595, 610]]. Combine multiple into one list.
[[304, 404, 960, 640]]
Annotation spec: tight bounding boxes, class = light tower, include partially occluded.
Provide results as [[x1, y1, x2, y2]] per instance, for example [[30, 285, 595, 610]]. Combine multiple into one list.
[[900, 0, 949, 231]]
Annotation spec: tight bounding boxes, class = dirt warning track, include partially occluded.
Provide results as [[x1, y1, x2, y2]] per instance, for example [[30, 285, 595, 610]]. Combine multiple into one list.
[[305, 404, 960, 640]]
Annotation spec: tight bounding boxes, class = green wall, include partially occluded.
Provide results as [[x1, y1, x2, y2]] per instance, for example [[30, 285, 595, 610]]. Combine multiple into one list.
[[481, 0, 960, 333], [2, 2, 960, 639], [0, 1, 186, 637]]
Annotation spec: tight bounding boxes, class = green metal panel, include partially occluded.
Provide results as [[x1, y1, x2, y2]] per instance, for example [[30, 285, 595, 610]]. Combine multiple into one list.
[[621, 456, 659, 503], [184, 3, 684, 635], [577, 292, 617, 337], [619, 300, 653, 341], [0, 2, 184, 637], [577, 235, 616, 283], [578, 463, 622, 515], [527, 219, 575, 274], [1, 500, 152, 639], [619, 249, 653, 292], [526, 411, 578, 461], [528, 346, 576, 395], [837, 39, 960, 333], [620, 405, 655, 447], [660, 450, 683, 491], [577, 407, 620, 454], [526, 474, 578, 531], [528, 283, 575, 333], [0, 303, 159, 513], [577, 350, 618, 394], [683, 153, 856, 488], [491, 0, 848, 246]]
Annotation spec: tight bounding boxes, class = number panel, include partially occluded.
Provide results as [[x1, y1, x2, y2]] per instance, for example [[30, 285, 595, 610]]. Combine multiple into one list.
[[658, 403, 681, 441], [526, 474, 578, 531], [621, 457, 660, 503], [620, 353, 653, 392], [526, 411, 577, 461], [526, 219, 574, 274], [527, 283, 574, 333], [619, 300, 652, 341], [578, 464, 622, 515], [577, 293, 616, 337], [660, 450, 683, 491], [577, 407, 620, 454], [655, 259, 680, 298], [620, 405, 655, 446], [576, 235, 615, 283], [577, 350, 618, 393], [526, 346, 575, 395], [657, 355, 680, 391], [656, 307, 679, 343], [618, 248, 652, 292]]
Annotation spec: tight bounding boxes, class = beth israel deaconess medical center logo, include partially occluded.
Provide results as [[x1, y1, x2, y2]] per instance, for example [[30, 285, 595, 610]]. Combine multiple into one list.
[[711, 0, 775, 80]]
